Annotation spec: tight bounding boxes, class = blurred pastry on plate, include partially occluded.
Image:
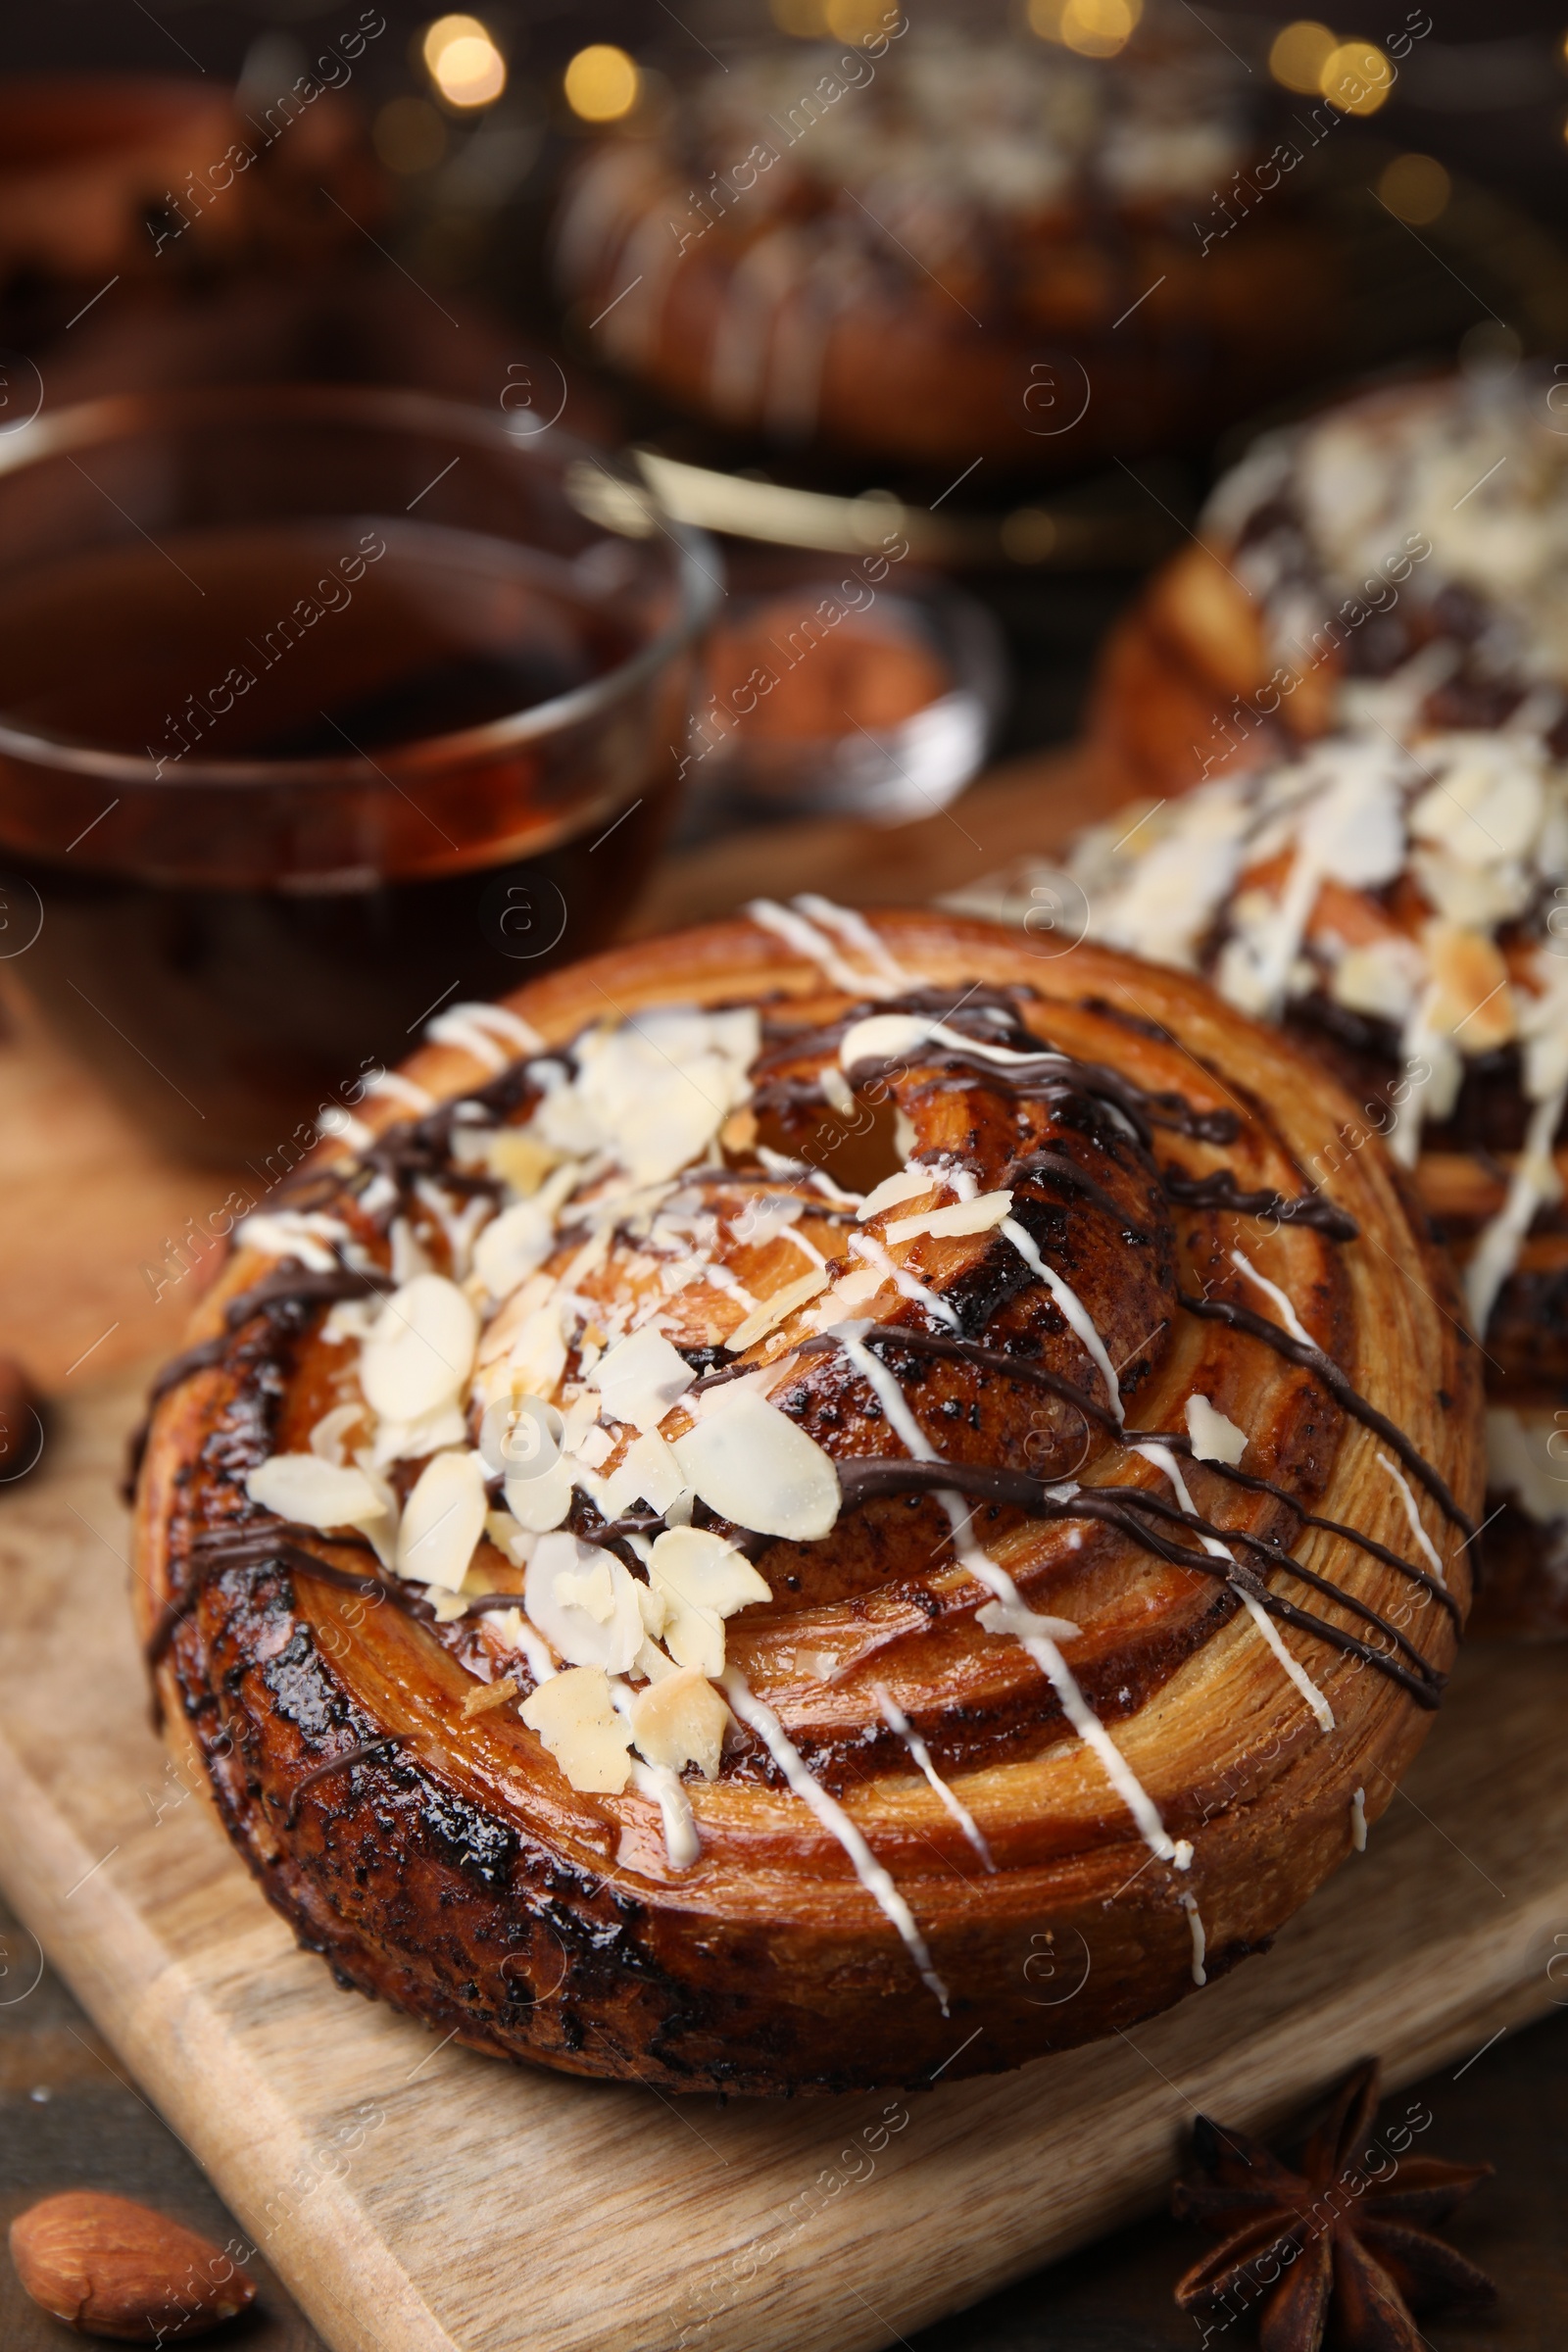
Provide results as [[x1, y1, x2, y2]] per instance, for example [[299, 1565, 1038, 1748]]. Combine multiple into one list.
[[554, 13, 1340, 469]]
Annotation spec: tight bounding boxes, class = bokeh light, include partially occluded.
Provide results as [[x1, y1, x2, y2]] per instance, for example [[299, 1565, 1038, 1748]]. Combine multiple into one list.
[[1268, 20, 1336, 93], [1029, 0, 1143, 57], [770, 0, 829, 27], [825, 0, 899, 40], [422, 16, 507, 110], [1321, 40, 1393, 114], [1377, 152, 1451, 223], [564, 43, 641, 123]]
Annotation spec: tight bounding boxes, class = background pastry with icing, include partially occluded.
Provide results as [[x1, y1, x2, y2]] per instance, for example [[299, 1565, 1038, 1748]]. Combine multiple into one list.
[[956, 726, 1568, 1633], [552, 14, 1339, 470], [1090, 365, 1568, 800]]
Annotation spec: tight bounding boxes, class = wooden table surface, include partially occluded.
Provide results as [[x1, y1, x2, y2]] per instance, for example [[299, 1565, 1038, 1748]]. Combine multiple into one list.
[[2, 751, 1565, 2350]]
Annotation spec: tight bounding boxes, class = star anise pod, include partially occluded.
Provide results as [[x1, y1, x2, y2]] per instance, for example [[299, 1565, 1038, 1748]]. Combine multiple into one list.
[[1171, 2056, 1495, 2350]]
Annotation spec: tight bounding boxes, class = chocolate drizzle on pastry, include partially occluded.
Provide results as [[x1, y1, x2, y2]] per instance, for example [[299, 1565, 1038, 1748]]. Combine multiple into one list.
[[1178, 1291, 1474, 1536]]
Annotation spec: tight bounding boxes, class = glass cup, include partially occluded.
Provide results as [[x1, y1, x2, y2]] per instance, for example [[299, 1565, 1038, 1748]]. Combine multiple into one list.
[[0, 383, 714, 1162]]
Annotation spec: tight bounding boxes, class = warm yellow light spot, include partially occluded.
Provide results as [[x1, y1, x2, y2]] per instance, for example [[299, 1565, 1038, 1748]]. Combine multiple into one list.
[[422, 16, 506, 108], [564, 42, 640, 122], [372, 95, 448, 173], [1377, 151, 1450, 223], [1321, 39, 1393, 114], [1268, 20, 1336, 93], [1030, 0, 1142, 54], [825, 0, 897, 40], [771, 0, 829, 26]]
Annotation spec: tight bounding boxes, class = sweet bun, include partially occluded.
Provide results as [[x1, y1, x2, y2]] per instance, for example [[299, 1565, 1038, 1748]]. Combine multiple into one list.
[[1090, 368, 1568, 798], [962, 724, 1565, 1632], [133, 901, 1480, 2091], [554, 24, 1339, 470]]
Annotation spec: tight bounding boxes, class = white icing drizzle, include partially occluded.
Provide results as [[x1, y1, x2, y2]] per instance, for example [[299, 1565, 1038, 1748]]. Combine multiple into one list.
[[833, 1325, 1177, 1865], [1227, 1246, 1315, 1349], [1134, 1442, 1334, 1734], [317, 1105, 373, 1152], [604, 1681, 701, 1872], [364, 1069, 436, 1114], [703, 1259, 760, 1314], [793, 894, 921, 993], [633, 1760, 701, 1872], [1181, 1890, 1208, 1985], [425, 1007, 508, 1071], [1350, 1786, 1368, 1851], [719, 1666, 949, 2010], [745, 896, 899, 999], [847, 1229, 962, 1331], [1465, 1079, 1568, 1336], [873, 1681, 996, 1872], [1002, 1217, 1124, 1423], [1374, 1453, 1446, 1585]]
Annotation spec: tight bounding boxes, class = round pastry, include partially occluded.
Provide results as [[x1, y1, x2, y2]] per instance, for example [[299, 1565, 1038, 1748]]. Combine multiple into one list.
[[957, 722, 1566, 1630], [132, 899, 1480, 2093], [1091, 365, 1568, 799], [554, 22, 1339, 470]]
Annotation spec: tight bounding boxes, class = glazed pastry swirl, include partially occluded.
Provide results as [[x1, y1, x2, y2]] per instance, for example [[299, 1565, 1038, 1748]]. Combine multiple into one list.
[[133, 903, 1481, 2093]]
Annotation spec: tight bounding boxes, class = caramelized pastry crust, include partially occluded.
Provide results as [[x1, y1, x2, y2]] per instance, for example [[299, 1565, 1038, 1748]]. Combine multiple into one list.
[[133, 906, 1481, 2092]]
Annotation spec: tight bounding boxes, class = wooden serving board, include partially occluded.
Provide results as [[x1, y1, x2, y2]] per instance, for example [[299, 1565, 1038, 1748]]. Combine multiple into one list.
[[1, 1370, 1565, 2352]]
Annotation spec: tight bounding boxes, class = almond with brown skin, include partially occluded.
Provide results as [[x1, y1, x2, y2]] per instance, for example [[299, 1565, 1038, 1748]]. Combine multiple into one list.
[[8, 2192, 256, 2340], [0, 1352, 43, 1481]]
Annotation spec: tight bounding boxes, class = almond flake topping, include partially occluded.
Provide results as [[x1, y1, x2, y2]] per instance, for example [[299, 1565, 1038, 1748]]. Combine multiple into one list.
[[520, 1666, 633, 1793], [671, 1387, 840, 1542], [245, 1454, 390, 1538], [361, 1274, 478, 1424]]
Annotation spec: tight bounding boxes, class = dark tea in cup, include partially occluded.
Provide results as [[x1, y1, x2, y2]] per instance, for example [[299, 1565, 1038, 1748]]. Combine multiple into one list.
[[0, 387, 711, 1161]]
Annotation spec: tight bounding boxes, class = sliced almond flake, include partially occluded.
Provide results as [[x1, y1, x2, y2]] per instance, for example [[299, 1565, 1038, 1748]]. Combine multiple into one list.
[[370, 1399, 468, 1470], [671, 1387, 840, 1542], [486, 1131, 564, 1197], [361, 1274, 478, 1424], [245, 1454, 388, 1536], [525, 1531, 644, 1672], [883, 1191, 1012, 1244], [858, 1165, 938, 1220], [395, 1450, 488, 1591], [308, 1402, 369, 1467], [1185, 1394, 1248, 1465], [631, 1666, 730, 1780], [604, 1428, 687, 1518], [724, 1268, 831, 1354], [504, 1304, 568, 1400], [808, 1267, 884, 1321], [476, 1271, 554, 1369], [472, 1165, 580, 1299], [590, 1325, 695, 1433], [503, 1454, 574, 1535], [820, 1065, 857, 1118], [646, 1526, 771, 1677], [484, 1508, 534, 1567], [520, 1665, 633, 1793], [1423, 923, 1515, 1051]]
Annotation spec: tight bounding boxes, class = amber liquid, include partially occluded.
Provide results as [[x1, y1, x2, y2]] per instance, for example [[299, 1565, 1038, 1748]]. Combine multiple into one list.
[[0, 523, 678, 1161]]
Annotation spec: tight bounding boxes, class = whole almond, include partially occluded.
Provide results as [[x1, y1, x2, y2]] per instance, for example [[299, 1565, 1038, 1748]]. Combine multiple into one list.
[[0, 1353, 42, 1480], [9, 2192, 256, 2340]]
